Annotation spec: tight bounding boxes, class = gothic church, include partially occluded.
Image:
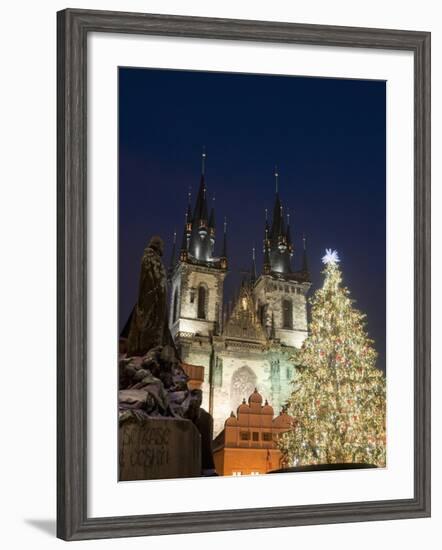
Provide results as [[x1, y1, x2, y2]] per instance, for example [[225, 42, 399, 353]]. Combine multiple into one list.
[[169, 153, 311, 435]]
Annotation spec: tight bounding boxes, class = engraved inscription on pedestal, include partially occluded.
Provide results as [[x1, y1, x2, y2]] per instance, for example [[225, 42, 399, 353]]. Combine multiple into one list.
[[119, 417, 201, 481]]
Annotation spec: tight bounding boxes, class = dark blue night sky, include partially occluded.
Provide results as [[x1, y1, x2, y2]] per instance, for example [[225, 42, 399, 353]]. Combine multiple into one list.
[[119, 68, 386, 372]]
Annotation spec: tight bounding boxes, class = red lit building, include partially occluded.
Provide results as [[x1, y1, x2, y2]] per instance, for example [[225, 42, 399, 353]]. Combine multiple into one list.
[[213, 389, 293, 476]]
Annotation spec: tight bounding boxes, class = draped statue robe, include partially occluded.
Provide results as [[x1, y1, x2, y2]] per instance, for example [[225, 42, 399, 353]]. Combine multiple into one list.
[[127, 243, 168, 356]]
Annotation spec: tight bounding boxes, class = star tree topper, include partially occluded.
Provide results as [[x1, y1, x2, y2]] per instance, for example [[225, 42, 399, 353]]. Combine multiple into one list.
[[322, 248, 340, 265]]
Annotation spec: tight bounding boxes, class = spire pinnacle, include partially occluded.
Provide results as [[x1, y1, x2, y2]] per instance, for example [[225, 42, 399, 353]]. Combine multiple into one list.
[[201, 146, 207, 176], [186, 186, 193, 226], [179, 222, 188, 261], [208, 194, 216, 235], [251, 245, 257, 284], [278, 204, 286, 237], [286, 211, 293, 256], [274, 165, 279, 194], [220, 216, 228, 269], [302, 233, 309, 273], [263, 229, 271, 274]]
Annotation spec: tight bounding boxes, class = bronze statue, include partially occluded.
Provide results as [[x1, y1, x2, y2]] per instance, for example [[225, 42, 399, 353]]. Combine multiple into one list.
[[127, 236, 168, 356], [120, 235, 215, 475]]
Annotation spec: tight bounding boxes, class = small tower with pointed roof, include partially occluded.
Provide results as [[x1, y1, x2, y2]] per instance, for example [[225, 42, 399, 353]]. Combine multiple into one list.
[[169, 149, 228, 370], [253, 166, 311, 348]]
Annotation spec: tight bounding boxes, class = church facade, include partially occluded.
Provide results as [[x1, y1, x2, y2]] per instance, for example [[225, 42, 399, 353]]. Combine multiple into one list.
[[168, 154, 311, 435]]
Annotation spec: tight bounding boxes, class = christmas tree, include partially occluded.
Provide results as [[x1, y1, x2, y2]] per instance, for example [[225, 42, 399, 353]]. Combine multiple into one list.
[[278, 249, 386, 468]]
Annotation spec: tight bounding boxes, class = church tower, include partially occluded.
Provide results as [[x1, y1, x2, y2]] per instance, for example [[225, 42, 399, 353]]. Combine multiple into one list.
[[168, 151, 228, 407], [253, 167, 311, 348]]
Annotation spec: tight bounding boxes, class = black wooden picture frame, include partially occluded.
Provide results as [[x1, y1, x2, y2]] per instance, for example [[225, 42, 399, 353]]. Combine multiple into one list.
[[57, 8, 431, 541]]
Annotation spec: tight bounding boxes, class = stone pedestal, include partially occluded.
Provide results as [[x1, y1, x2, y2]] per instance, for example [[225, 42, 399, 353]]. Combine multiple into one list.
[[119, 416, 201, 481]]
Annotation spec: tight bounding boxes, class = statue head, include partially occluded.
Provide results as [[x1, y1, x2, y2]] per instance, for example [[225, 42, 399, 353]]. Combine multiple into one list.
[[148, 235, 164, 256], [191, 389, 203, 408]]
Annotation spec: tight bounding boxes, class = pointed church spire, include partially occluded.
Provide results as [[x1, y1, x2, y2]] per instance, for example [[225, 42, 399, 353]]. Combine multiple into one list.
[[263, 210, 271, 275], [200, 185, 208, 223], [180, 216, 188, 262], [263, 241, 271, 275], [277, 204, 287, 254], [286, 210, 293, 257], [192, 147, 209, 225], [186, 187, 193, 229], [250, 246, 257, 284], [264, 166, 292, 275], [208, 194, 216, 252], [201, 145, 206, 176], [188, 148, 213, 260], [279, 204, 286, 237], [270, 166, 282, 240], [264, 208, 270, 241], [302, 233, 309, 273], [209, 194, 215, 230], [220, 217, 228, 270]]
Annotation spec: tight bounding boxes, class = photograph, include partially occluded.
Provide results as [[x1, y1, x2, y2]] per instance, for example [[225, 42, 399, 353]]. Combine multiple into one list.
[[117, 67, 387, 481], [0, 1, 435, 546]]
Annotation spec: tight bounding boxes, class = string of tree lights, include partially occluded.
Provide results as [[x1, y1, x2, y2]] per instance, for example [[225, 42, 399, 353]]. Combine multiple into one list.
[[278, 250, 386, 468]]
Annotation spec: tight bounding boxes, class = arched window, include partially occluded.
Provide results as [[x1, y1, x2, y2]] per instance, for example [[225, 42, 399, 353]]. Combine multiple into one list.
[[230, 365, 257, 412], [282, 298, 293, 329], [172, 289, 179, 323], [197, 284, 207, 319]]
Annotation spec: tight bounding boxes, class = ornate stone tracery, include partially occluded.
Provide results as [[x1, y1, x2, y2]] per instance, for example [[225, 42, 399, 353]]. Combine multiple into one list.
[[230, 365, 257, 412]]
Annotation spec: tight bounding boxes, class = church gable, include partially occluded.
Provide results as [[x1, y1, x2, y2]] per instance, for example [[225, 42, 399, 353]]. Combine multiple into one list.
[[223, 284, 268, 343]]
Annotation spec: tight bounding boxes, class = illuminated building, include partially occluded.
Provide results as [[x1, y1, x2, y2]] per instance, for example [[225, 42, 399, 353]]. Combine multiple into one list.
[[169, 152, 311, 435], [212, 389, 294, 476]]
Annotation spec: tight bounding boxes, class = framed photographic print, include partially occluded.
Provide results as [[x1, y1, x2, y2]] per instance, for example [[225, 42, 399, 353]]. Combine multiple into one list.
[[57, 8, 431, 541]]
